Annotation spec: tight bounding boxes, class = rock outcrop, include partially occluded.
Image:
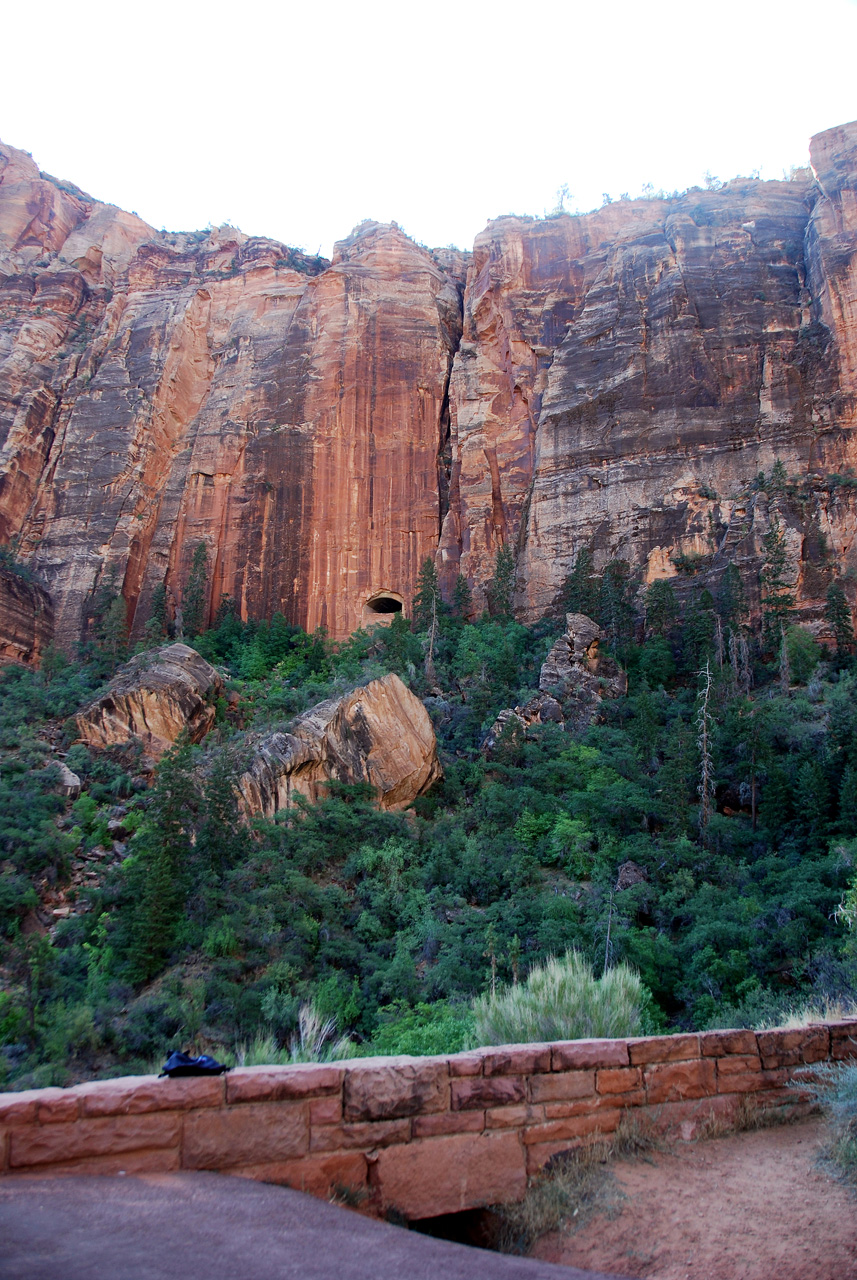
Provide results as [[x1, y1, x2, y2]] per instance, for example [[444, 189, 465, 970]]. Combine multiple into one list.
[[239, 672, 441, 815], [483, 613, 625, 750], [75, 643, 222, 757], [0, 564, 53, 663], [2, 123, 857, 652]]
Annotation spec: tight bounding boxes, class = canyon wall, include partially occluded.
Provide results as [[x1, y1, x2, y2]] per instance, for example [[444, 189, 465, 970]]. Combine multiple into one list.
[[1, 123, 857, 648]]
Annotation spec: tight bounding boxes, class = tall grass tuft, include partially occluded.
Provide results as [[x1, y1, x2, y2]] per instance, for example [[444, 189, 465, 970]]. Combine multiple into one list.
[[473, 951, 643, 1046], [236, 1001, 354, 1066], [805, 1062, 857, 1185]]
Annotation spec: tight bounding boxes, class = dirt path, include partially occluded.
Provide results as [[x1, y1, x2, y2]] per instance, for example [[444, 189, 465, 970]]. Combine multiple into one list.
[[532, 1116, 856, 1280]]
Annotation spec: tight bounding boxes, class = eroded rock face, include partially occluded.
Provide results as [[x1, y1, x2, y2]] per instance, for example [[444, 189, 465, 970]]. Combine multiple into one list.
[[75, 643, 222, 757], [239, 672, 442, 815], [483, 613, 625, 750], [0, 145, 464, 646], [0, 564, 53, 663], [440, 123, 857, 631], [2, 123, 857, 651]]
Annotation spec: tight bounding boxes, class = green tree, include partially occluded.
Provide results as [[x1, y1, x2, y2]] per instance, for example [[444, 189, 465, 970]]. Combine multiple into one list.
[[717, 562, 747, 635], [125, 738, 198, 980], [452, 573, 472, 619], [599, 560, 636, 644], [769, 458, 788, 494], [645, 579, 679, 637], [826, 580, 855, 657], [560, 546, 599, 619], [143, 580, 168, 646], [412, 557, 439, 632], [760, 516, 795, 642], [488, 543, 516, 619], [183, 542, 209, 639]]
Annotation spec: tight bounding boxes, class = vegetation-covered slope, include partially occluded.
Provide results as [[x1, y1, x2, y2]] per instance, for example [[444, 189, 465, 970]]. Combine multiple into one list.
[[1, 531, 856, 1089]]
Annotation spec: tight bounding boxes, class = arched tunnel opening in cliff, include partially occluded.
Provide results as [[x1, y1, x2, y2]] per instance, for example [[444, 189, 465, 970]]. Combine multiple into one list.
[[361, 591, 404, 629], [365, 593, 403, 614]]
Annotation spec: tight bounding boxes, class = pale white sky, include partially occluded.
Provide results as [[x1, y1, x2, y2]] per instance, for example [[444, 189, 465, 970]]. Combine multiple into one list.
[[2, 0, 856, 258]]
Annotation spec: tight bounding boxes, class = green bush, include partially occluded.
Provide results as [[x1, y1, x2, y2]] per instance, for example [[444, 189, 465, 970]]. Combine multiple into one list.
[[473, 951, 644, 1046]]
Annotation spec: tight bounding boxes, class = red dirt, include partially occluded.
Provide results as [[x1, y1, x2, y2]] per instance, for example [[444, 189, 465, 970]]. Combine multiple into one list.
[[532, 1116, 857, 1280]]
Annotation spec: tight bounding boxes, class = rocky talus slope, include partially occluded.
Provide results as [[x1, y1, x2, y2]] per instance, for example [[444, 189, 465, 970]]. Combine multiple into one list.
[[1, 122, 856, 650]]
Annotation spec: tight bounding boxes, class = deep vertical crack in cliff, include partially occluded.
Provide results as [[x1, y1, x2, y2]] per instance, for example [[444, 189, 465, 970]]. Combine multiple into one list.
[[436, 287, 464, 540]]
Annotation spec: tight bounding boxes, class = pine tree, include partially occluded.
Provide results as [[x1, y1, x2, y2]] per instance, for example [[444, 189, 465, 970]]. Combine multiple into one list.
[[760, 516, 795, 642], [696, 659, 715, 846], [412, 557, 439, 631], [560, 546, 599, 619], [452, 573, 472, 619], [717, 562, 747, 634], [488, 543, 516, 619], [143, 580, 168, 646], [183, 542, 209, 639], [126, 738, 198, 981], [645, 579, 679, 637], [769, 457, 788, 494], [599, 560, 635, 645], [825, 580, 855, 656]]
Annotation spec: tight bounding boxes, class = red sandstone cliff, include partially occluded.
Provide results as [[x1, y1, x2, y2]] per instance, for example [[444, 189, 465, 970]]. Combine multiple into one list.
[[1, 123, 857, 651]]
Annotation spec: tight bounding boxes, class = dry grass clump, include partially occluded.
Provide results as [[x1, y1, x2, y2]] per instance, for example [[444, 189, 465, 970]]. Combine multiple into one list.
[[236, 1002, 354, 1066], [473, 951, 643, 1047], [756, 996, 857, 1031], [492, 1113, 661, 1254], [695, 1095, 815, 1141], [803, 1062, 857, 1186]]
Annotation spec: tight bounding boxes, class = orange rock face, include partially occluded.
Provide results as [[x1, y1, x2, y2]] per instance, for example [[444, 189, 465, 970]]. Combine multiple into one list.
[[74, 643, 222, 758], [2, 124, 857, 650], [239, 672, 442, 815]]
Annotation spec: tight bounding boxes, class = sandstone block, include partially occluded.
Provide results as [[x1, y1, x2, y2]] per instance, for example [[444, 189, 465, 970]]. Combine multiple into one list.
[[715, 1054, 762, 1078], [543, 1092, 645, 1120], [343, 1060, 447, 1122], [529, 1071, 596, 1103], [78, 1074, 225, 1117], [831, 1024, 857, 1060], [451, 1076, 525, 1111], [648, 1095, 738, 1139], [699, 1029, 759, 1057], [230, 1152, 368, 1198], [447, 1052, 485, 1077], [36, 1092, 79, 1124], [550, 1040, 629, 1070], [480, 1045, 552, 1076], [309, 1118, 411, 1152], [522, 1109, 622, 1146], [182, 1102, 307, 1169], [75, 644, 222, 757], [643, 1058, 716, 1104], [226, 1064, 342, 1106], [0, 1092, 43, 1126], [629, 1034, 701, 1065], [10, 1112, 181, 1168], [485, 1104, 545, 1130], [240, 674, 442, 817], [596, 1067, 643, 1095], [756, 1026, 829, 1068], [309, 1095, 342, 1126], [412, 1111, 485, 1139], [374, 1130, 526, 1218], [7, 1148, 182, 1177]]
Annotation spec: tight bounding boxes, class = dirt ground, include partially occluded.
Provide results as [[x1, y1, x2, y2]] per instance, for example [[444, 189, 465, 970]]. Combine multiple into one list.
[[532, 1115, 857, 1280]]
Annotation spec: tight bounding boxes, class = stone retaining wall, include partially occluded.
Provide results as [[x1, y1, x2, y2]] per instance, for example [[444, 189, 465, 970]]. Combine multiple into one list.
[[2, 1022, 855, 1220]]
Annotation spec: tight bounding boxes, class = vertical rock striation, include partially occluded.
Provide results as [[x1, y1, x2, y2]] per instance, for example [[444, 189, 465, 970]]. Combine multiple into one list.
[[2, 122, 857, 654]]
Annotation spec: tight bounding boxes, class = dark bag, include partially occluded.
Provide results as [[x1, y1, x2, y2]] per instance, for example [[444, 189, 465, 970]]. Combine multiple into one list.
[[159, 1051, 229, 1077]]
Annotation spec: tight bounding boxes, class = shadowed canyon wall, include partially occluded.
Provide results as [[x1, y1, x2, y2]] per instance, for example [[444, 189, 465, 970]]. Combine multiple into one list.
[[1, 123, 857, 648]]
